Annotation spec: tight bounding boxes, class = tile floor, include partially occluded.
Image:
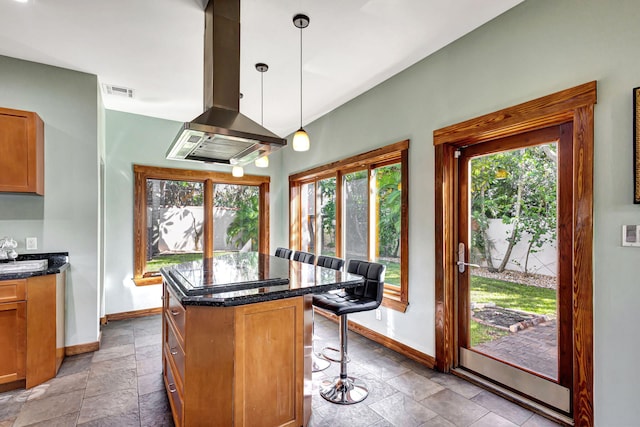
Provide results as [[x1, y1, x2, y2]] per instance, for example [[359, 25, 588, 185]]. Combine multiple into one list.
[[0, 314, 562, 427]]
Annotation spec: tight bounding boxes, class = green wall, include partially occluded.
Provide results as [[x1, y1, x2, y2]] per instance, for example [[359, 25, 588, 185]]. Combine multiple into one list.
[[279, 0, 640, 423], [0, 55, 100, 347]]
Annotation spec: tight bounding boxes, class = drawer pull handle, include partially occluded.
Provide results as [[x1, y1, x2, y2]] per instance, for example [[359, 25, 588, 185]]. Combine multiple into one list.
[[170, 347, 178, 355], [170, 309, 180, 316], [168, 383, 177, 393]]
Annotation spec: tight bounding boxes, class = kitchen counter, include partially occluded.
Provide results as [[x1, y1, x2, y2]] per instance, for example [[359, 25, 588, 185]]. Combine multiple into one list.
[[0, 252, 69, 280], [161, 251, 362, 307]]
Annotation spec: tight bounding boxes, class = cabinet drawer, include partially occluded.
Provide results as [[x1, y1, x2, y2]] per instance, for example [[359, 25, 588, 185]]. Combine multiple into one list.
[[0, 280, 26, 303], [165, 320, 185, 387], [165, 287, 186, 344], [164, 355, 184, 427]]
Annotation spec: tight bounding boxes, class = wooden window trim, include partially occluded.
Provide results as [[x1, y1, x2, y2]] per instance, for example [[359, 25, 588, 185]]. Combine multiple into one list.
[[433, 81, 595, 425], [133, 164, 270, 286], [289, 140, 409, 312]]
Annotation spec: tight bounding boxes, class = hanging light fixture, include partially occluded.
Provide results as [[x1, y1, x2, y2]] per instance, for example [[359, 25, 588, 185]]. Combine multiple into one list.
[[255, 62, 270, 168], [292, 13, 310, 152], [231, 166, 244, 177]]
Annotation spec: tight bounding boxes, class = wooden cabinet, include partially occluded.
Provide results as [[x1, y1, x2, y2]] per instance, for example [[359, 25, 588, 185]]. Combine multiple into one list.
[[0, 106, 44, 195], [0, 273, 65, 390], [0, 300, 26, 384], [163, 283, 310, 427]]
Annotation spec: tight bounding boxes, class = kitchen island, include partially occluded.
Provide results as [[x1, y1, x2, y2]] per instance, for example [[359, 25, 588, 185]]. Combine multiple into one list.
[[160, 252, 363, 427]]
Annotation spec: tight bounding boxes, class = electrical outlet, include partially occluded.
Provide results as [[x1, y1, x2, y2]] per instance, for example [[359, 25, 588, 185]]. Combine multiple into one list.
[[375, 308, 382, 320], [26, 237, 37, 250]]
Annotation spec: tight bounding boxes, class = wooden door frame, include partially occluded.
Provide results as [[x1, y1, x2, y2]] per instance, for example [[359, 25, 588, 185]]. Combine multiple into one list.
[[433, 81, 595, 425]]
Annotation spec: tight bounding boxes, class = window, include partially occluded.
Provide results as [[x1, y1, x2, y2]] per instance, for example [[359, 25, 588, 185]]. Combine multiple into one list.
[[289, 140, 409, 311], [133, 165, 270, 286]]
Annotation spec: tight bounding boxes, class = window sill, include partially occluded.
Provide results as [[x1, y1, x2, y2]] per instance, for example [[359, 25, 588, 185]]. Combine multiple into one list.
[[382, 292, 408, 313], [133, 276, 162, 287]]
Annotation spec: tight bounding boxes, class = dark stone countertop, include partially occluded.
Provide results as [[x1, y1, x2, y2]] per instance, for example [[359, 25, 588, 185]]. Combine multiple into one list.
[[161, 251, 363, 307], [0, 252, 69, 280]]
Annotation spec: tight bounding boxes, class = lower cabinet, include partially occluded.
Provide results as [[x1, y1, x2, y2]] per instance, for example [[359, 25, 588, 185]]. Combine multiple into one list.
[[163, 282, 310, 427], [0, 301, 26, 384], [0, 273, 65, 389]]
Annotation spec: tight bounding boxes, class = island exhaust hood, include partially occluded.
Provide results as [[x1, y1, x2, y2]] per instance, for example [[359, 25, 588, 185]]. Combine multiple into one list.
[[166, 0, 286, 166]]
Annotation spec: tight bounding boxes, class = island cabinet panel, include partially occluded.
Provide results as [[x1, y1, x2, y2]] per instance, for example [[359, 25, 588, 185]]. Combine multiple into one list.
[[0, 107, 44, 195], [162, 282, 308, 427]]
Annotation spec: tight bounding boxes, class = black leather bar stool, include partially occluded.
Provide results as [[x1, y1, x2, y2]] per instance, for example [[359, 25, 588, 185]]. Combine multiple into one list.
[[292, 250, 315, 265], [274, 247, 293, 259], [316, 255, 345, 271], [313, 259, 385, 404], [311, 255, 345, 372]]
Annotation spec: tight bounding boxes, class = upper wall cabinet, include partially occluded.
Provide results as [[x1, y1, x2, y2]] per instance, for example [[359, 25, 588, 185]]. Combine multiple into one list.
[[0, 107, 44, 195]]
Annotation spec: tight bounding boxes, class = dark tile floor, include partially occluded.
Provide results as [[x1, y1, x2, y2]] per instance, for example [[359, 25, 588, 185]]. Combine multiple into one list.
[[0, 314, 561, 427]]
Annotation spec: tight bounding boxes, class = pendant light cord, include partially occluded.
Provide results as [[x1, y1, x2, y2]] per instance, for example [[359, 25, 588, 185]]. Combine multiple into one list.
[[261, 70, 264, 126], [299, 24, 303, 129]]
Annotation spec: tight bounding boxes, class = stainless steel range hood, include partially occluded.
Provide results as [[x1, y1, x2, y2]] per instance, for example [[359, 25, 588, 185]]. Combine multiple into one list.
[[167, 0, 286, 166]]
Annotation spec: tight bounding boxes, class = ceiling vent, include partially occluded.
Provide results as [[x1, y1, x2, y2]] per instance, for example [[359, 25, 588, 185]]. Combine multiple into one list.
[[102, 84, 134, 98]]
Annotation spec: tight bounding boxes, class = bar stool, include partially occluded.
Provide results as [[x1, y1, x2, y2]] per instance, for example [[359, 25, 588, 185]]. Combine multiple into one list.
[[311, 255, 345, 372], [274, 247, 293, 259], [313, 259, 385, 404], [292, 250, 315, 264]]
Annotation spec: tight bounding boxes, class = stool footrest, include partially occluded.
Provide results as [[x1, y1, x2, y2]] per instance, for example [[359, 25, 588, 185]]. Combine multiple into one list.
[[312, 354, 331, 372], [321, 346, 350, 364]]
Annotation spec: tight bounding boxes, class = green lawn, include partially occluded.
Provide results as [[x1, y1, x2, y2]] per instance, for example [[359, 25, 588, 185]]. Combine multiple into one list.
[[146, 253, 203, 271], [471, 275, 557, 316], [378, 259, 400, 286], [469, 274, 557, 347]]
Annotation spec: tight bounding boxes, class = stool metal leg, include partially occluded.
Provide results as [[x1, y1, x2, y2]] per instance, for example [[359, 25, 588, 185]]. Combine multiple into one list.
[[312, 309, 330, 372], [320, 314, 368, 404]]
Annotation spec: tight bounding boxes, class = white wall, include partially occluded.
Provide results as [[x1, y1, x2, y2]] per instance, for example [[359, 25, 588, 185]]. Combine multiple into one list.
[[103, 109, 285, 314], [0, 55, 100, 347], [279, 0, 640, 424]]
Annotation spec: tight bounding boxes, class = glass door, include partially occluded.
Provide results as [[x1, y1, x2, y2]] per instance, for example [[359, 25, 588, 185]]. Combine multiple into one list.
[[457, 124, 573, 415]]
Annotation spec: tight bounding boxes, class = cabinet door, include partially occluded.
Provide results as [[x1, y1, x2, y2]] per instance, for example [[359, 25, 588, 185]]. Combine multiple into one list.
[[0, 302, 26, 384], [0, 107, 44, 194]]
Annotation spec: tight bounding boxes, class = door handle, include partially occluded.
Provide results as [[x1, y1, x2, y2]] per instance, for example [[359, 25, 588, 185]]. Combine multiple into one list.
[[457, 243, 479, 273]]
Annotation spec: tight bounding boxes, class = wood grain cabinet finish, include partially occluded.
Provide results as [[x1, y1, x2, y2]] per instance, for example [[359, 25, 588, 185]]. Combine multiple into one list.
[[163, 282, 310, 427], [0, 301, 26, 384], [0, 272, 65, 390], [0, 106, 44, 195]]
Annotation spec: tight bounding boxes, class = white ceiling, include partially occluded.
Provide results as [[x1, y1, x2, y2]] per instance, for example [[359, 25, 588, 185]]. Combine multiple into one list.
[[0, 0, 523, 137]]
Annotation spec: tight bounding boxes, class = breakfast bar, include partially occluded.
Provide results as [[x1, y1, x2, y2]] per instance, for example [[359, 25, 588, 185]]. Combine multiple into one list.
[[160, 252, 363, 427]]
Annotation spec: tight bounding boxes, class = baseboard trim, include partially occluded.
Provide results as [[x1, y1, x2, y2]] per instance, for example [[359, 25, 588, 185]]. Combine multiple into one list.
[[315, 309, 435, 368], [65, 341, 100, 356], [100, 316, 107, 325], [105, 307, 162, 322], [0, 380, 25, 393]]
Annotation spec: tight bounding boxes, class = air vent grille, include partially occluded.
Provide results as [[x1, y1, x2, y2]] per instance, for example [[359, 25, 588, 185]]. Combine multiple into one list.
[[102, 84, 135, 98]]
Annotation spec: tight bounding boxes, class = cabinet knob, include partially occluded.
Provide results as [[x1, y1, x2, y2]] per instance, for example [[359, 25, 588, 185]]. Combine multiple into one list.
[[168, 383, 177, 393], [170, 309, 179, 316], [170, 347, 178, 355]]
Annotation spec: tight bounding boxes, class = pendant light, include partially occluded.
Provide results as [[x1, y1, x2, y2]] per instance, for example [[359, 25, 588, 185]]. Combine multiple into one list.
[[254, 62, 270, 168], [292, 13, 310, 152], [231, 166, 244, 177]]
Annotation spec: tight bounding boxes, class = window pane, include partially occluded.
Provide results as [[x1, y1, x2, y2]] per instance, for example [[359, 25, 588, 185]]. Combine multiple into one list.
[[373, 163, 402, 287], [317, 178, 336, 256], [300, 182, 315, 253], [146, 179, 203, 272], [343, 170, 369, 262], [214, 184, 260, 252]]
